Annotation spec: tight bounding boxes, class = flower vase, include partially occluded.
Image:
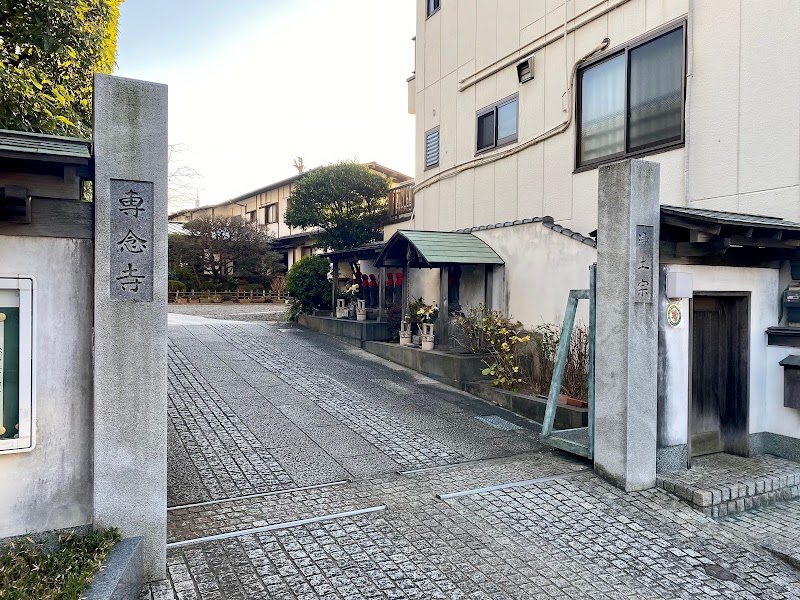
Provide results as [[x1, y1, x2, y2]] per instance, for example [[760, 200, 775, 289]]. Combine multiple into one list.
[[421, 335, 435, 351], [399, 321, 412, 346], [336, 298, 347, 319], [356, 299, 367, 321]]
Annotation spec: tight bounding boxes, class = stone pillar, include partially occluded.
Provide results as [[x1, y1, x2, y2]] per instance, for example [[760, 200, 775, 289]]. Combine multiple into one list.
[[92, 74, 168, 580], [594, 159, 660, 492]]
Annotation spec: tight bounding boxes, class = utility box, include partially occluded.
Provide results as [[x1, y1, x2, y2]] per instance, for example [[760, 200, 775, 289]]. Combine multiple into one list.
[[0, 276, 35, 452], [780, 355, 800, 409], [666, 271, 693, 299]]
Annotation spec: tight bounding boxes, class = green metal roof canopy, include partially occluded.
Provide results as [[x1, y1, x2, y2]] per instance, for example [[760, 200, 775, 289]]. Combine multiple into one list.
[[374, 230, 504, 268]]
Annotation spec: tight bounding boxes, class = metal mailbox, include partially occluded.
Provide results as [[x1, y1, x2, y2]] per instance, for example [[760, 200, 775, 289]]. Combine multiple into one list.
[[780, 355, 800, 410]]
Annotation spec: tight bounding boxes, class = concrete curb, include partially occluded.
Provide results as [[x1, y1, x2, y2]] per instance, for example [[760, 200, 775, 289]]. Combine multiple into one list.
[[85, 537, 143, 600]]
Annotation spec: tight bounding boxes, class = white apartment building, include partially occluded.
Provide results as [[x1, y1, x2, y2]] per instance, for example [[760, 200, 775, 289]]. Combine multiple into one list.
[[402, 0, 800, 474]]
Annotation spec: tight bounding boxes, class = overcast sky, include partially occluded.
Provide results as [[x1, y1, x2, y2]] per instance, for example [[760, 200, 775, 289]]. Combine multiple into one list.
[[115, 0, 416, 209]]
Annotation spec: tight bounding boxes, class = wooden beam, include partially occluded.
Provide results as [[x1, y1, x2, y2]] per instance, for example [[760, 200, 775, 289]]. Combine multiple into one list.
[[729, 235, 800, 249], [0, 198, 93, 238], [671, 238, 731, 257], [661, 214, 722, 235]]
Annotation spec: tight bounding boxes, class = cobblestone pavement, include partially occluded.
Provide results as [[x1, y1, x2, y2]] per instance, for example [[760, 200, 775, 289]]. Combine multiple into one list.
[[166, 321, 543, 506], [153, 319, 800, 599], [718, 499, 800, 569]]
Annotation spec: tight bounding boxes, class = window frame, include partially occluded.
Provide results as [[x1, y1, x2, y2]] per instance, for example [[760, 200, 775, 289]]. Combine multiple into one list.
[[424, 126, 440, 170], [265, 203, 279, 224], [475, 93, 519, 155], [575, 20, 687, 172], [0, 276, 36, 454], [426, 0, 440, 19]]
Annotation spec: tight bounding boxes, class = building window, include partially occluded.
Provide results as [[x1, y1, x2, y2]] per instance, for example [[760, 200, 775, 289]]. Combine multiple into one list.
[[476, 95, 518, 154], [265, 203, 278, 224], [246, 210, 256, 223], [577, 24, 685, 168], [426, 0, 440, 18], [425, 127, 439, 169]]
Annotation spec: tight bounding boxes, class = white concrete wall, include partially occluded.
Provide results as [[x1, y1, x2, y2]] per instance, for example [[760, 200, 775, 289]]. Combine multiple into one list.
[[0, 236, 94, 537], [472, 223, 596, 328], [405, 222, 596, 331], [413, 0, 800, 235], [660, 264, 800, 447]]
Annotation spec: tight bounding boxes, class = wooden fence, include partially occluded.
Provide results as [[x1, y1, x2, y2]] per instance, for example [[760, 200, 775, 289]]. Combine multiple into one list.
[[170, 289, 288, 303]]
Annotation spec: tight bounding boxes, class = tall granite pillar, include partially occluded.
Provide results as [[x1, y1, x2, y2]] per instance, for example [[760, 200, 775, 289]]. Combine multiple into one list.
[[92, 74, 168, 580], [594, 159, 660, 491]]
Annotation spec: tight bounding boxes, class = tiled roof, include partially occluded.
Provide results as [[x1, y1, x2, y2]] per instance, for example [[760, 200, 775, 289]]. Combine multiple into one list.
[[662, 205, 800, 232], [375, 230, 504, 267], [454, 216, 597, 248], [0, 128, 91, 160]]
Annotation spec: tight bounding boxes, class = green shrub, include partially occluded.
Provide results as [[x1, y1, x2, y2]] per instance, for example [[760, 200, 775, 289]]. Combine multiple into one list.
[[0, 528, 120, 600], [168, 280, 187, 293], [285, 256, 331, 319], [478, 311, 530, 389], [241, 283, 264, 292]]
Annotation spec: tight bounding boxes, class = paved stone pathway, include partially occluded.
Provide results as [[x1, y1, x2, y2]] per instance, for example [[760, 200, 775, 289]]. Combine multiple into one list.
[[145, 315, 800, 599]]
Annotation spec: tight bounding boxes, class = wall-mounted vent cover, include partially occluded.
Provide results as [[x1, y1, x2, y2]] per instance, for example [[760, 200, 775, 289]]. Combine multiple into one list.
[[517, 56, 534, 84]]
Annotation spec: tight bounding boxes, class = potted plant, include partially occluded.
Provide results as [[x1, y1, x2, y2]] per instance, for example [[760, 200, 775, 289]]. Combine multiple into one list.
[[417, 302, 439, 350]]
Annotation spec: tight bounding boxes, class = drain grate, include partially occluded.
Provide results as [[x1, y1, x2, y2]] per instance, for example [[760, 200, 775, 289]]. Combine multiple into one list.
[[474, 415, 522, 431]]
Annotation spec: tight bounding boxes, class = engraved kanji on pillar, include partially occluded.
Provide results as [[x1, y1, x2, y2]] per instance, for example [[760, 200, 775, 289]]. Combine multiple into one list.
[[110, 179, 154, 302]]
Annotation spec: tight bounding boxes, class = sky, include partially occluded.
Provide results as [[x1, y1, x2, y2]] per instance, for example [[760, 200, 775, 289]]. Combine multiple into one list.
[[114, 0, 416, 210]]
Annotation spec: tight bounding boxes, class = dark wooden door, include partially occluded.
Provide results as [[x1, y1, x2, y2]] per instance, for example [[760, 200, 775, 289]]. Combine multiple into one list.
[[691, 295, 749, 457]]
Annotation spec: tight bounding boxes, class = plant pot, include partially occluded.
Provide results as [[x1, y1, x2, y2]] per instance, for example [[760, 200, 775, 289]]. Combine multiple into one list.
[[421, 335, 435, 351], [176, 298, 188, 304], [559, 393, 588, 409], [356, 309, 367, 321], [199, 298, 212, 304], [400, 331, 412, 346], [188, 299, 200, 304], [239, 298, 252, 304]]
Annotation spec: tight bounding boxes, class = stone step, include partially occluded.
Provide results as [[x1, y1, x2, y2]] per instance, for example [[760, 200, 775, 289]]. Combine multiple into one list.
[[656, 454, 800, 518]]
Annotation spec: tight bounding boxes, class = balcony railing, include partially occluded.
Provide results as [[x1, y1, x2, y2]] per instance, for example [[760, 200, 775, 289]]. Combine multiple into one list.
[[387, 181, 414, 219]]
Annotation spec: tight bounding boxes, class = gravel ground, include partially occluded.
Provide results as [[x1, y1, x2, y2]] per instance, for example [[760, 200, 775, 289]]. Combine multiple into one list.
[[168, 303, 288, 322]]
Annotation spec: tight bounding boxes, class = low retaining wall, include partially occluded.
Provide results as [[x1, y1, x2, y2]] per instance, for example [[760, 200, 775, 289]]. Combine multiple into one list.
[[465, 383, 588, 430], [364, 342, 488, 388], [299, 315, 394, 348], [85, 537, 143, 600]]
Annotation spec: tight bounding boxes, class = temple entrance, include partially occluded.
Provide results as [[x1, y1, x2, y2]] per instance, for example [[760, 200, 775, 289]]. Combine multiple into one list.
[[690, 294, 750, 458]]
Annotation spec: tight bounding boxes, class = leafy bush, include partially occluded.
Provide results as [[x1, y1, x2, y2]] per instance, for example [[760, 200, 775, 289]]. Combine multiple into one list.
[[528, 323, 589, 401], [285, 256, 331, 319], [452, 304, 491, 353], [240, 283, 264, 292], [270, 276, 287, 297], [168, 280, 187, 293], [0, 528, 120, 600], [479, 312, 530, 388]]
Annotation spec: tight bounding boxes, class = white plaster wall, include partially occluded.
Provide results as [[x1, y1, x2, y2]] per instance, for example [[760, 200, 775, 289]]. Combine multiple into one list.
[[471, 222, 597, 328], [660, 264, 798, 446], [0, 236, 94, 537], [414, 0, 799, 235]]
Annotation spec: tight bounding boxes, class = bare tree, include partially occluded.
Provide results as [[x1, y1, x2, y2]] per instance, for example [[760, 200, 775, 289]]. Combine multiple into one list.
[[168, 143, 204, 212], [293, 156, 305, 174]]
